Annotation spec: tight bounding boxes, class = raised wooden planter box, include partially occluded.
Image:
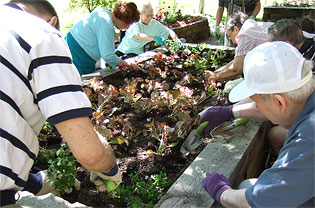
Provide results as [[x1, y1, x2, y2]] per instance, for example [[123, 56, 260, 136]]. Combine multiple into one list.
[[171, 17, 210, 43], [155, 121, 273, 207], [263, 6, 315, 21]]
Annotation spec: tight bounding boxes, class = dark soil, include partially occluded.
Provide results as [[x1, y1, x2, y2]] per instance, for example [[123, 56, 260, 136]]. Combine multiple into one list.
[[35, 46, 235, 207]]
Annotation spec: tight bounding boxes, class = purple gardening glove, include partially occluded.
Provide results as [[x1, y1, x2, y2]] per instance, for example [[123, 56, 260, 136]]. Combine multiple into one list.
[[202, 172, 231, 204], [199, 105, 234, 134]]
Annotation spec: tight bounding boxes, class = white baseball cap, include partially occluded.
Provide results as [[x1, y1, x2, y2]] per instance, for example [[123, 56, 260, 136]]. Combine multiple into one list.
[[229, 41, 311, 103]]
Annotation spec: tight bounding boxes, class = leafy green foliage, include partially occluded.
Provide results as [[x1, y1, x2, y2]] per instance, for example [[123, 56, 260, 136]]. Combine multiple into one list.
[[35, 146, 56, 165], [47, 143, 76, 194], [272, 0, 314, 7], [69, 0, 118, 13], [109, 171, 172, 207], [41, 122, 53, 134], [154, 8, 202, 28]]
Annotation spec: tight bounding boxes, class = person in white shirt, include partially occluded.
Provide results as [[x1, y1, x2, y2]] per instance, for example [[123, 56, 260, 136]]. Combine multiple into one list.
[[204, 12, 273, 82], [0, 5, 121, 206], [116, 1, 180, 57]]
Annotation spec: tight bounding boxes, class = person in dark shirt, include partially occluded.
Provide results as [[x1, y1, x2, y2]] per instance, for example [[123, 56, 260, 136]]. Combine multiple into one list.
[[214, 0, 261, 39]]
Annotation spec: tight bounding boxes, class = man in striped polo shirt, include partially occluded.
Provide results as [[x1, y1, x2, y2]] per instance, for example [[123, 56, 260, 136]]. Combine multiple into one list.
[[0, 4, 121, 206]]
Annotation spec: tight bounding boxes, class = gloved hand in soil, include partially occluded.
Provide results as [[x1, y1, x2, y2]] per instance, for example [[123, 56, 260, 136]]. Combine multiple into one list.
[[203, 171, 231, 204], [153, 36, 166, 45], [213, 24, 221, 40], [90, 163, 122, 192], [198, 105, 234, 134], [22, 170, 61, 196], [173, 38, 185, 50]]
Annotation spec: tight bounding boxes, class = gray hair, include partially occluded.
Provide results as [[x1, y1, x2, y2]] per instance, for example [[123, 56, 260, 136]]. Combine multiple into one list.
[[260, 60, 314, 103], [268, 19, 305, 47], [225, 11, 249, 34], [139, 2, 153, 14]]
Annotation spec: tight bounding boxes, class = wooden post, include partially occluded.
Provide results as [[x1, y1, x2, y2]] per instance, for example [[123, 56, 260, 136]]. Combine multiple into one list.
[[199, 0, 205, 14]]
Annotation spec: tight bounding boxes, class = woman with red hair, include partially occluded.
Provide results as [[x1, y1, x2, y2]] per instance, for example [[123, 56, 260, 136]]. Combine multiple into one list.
[[65, 1, 140, 75]]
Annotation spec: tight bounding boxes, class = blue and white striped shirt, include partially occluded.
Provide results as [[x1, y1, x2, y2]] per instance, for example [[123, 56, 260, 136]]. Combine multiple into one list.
[[0, 6, 92, 191]]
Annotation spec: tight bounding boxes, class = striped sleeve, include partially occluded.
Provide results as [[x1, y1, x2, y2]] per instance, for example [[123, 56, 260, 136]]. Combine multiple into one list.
[[28, 33, 92, 126]]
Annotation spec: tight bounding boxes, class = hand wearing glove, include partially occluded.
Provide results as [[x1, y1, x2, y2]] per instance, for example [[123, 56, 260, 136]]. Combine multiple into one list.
[[203, 171, 231, 204], [22, 170, 61, 196], [153, 36, 166, 45], [214, 24, 221, 40], [173, 38, 185, 50], [198, 105, 234, 134], [250, 15, 256, 20], [90, 163, 122, 192]]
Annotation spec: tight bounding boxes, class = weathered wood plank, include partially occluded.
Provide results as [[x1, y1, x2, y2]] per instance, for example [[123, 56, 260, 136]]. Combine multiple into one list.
[[155, 121, 261, 208]]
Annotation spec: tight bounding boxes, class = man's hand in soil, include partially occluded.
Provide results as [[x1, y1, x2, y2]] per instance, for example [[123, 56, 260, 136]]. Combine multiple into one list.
[[90, 163, 122, 192], [198, 106, 234, 134], [203, 171, 231, 204]]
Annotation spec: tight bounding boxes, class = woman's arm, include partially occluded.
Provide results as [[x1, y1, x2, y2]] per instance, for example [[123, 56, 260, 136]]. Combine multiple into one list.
[[204, 55, 245, 82], [133, 33, 154, 42], [169, 29, 178, 39]]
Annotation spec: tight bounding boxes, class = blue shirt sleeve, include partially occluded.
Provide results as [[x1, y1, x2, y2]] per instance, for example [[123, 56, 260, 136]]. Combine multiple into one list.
[[245, 104, 315, 207]]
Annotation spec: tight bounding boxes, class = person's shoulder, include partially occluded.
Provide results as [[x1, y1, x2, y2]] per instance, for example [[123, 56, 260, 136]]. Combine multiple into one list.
[[150, 19, 160, 24], [246, 19, 273, 30], [91, 9, 109, 16], [151, 19, 165, 27], [86, 9, 113, 29]]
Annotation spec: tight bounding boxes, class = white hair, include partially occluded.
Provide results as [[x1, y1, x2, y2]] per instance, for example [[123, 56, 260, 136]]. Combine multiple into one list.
[[139, 1, 153, 14]]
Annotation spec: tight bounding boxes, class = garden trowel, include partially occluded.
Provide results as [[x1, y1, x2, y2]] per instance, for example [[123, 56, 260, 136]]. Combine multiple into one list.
[[180, 121, 209, 156], [210, 118, 250, 138]]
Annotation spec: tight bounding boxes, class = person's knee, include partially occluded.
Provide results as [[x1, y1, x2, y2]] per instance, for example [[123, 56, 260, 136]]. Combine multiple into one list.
[[267, 126, 288, 155], [238, 178, 258, 189]]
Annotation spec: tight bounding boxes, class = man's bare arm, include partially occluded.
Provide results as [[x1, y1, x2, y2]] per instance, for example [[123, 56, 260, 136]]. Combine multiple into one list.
[[251, 1, 261, 17], [55, 117, 116, 173], [216, 6, 224, 25]]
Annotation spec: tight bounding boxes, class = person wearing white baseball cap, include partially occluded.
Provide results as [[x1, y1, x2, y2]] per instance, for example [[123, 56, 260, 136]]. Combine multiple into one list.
[[202, 41, 314, 207]]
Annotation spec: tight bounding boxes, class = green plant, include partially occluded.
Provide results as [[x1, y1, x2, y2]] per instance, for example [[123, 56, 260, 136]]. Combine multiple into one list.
[[166, 39, 185, 54], [146, 120, 177, 155], [47, 143, 77, 194], [69, 0, 117, 13], [110, 171, 172, 207], [41, 122, 53, 134], [35, 146, 56, 165], [38, 122, 55, 142]]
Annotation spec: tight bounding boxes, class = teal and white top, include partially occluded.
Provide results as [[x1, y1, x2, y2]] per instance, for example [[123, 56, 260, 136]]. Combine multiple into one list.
[[70, 9, 121, 67], [117, 19, 171, 55]]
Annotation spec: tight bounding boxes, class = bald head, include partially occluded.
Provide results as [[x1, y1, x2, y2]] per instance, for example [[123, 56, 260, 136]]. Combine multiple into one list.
[[9, 0, 60, 30]]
